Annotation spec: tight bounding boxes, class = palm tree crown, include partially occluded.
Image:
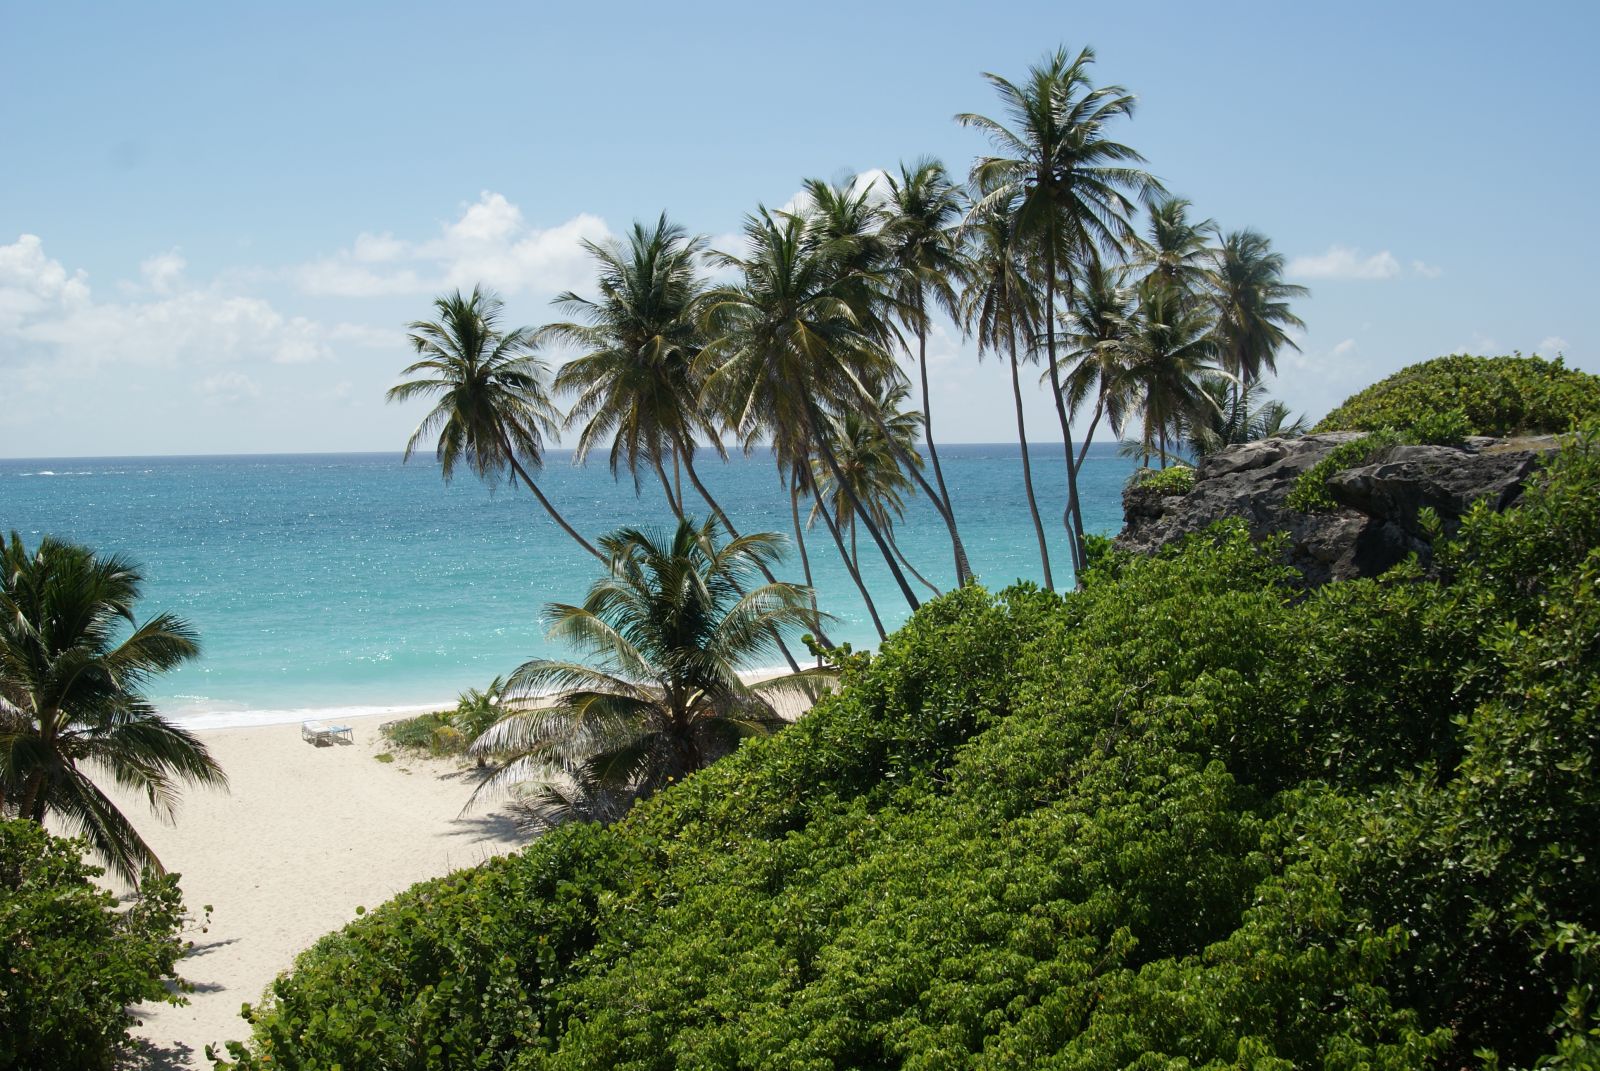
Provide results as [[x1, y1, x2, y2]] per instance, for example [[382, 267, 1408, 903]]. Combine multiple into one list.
[[469, 518, 824, 827], [0, 533, 226, 884], [1209, 229, 1309, 386], [389, 286, 601, 560], [547, 215, 715, 499]]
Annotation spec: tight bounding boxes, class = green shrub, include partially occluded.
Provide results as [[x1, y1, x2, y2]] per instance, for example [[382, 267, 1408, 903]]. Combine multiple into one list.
[[381, 710, 458, 755], [0, 820, 192, 1070], [1316, 353, 1600, 436], [1128, 464, 1196, 495], [220, 428, 1600, 1070], [1285, 428, 1405, 513]]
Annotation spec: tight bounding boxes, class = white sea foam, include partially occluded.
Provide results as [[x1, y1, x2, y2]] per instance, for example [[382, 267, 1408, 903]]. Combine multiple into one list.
[[168, 699, 454, 732]]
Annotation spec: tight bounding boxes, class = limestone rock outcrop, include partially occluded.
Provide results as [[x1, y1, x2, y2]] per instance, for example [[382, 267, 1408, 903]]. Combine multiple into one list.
[[1114, 433, 1560, 585]]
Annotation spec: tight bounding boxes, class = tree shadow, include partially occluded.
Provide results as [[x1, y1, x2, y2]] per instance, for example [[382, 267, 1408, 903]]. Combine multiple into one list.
[[183, 936, 241, 959], [115, 1036, 196, 1071], [444, 810, 524, 841]]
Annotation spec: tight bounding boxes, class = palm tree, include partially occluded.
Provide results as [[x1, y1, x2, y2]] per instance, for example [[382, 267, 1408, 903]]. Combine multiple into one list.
[[388, 286, 601, 561], [1062, 256, 1139, 469], [960, 204, 1054, 590], [883, 159, 972, 584], [467, 518, 825, 828], [548, 219, 813, 669], [1123, 277, 1222, 466], [0, 533, 226, 884], [699, 209, 923, 617], [959, 44, 1161, 580], [1136, 196, 1215, 293], [798, 178, 970, 593], [809, 383, 941, 596], [546, 214, 714, 510], [1209, 229, 1308, 388], [1184, 374, 1308, 458]]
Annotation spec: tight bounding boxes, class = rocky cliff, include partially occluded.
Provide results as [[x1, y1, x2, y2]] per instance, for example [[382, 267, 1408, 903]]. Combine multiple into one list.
[[1114, 432, 1561, 585]]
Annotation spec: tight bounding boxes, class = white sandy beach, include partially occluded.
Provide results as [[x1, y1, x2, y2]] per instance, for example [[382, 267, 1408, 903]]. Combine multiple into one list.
[[96, 713, 527, 1069]]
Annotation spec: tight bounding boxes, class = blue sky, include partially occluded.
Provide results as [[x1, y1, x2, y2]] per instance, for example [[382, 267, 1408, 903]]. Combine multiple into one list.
[[2, 1, 1595, 457]]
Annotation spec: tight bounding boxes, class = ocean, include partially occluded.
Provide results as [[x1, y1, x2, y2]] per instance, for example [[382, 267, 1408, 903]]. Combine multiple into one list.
[[0, 444, 1134, 728]]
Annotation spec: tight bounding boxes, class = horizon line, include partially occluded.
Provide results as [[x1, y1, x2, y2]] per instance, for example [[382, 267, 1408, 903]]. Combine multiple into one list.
[[0, 441, 1132, 464]]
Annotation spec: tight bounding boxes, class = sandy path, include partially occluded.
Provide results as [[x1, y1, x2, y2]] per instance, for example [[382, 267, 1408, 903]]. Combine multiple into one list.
[[96, 714, 525, 1068]]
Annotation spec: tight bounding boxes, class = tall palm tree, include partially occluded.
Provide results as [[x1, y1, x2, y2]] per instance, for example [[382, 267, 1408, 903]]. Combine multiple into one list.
[[1209, 229, 1308, 388], [960, 204, 1054, 590], [1123, 277, 1222, 466], [959, 45, 1161, 580], [468, 518, 825, 828], [699, 209, 923, 616], [883, 159, 972, 584], [0, 533, 226, 884], [546, 214, 714, 509], [389, 286, 601, 561], [808, 383, 940, 595]]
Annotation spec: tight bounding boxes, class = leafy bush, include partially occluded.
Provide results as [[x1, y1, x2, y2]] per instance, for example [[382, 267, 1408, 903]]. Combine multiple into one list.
[[0, 819, 193, 1070], [1316, 353, 1600, 436], [1127, 463, 1195, 495], [381, 710, 460, 756], [220, 428, 1600, 1070], [1285, 428, 1405, 512]]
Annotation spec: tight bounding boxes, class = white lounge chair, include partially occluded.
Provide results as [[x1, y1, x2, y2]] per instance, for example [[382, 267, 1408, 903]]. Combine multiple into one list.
[[301, 721, 354, 746]]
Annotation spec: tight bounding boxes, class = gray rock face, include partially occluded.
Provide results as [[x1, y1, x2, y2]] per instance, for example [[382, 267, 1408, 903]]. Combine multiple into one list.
[[1113, 433, 1560, 586]]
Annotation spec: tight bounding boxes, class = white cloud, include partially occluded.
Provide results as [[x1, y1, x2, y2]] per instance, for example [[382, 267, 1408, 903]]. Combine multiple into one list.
[[0, 234, 91, 330], [1331, 338, 1357, 357], [0, 234, 370, 383], [1410, 259, 1442, 279], [198, 371, 260, 404], [1288, 245, 1401, 280], [1539, 335, 1569, 354], [294, 191, 611, 299], [139, 249, 186, 293]]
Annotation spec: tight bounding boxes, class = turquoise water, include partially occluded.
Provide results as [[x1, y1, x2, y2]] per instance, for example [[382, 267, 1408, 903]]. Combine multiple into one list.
[[0, 445, 1133, 726]]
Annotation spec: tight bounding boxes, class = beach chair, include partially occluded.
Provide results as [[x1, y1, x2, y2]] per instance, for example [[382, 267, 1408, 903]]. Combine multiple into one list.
[[301, 721, 354, 746]]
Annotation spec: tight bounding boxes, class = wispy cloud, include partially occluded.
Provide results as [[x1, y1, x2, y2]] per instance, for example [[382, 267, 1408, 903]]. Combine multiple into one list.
[[1288, 246, 1401, 280], [1288, 245, 1443, 281], [0, 234, 371, 383], [1539, 335, 1569, 354], [294, 191, 611, 299]]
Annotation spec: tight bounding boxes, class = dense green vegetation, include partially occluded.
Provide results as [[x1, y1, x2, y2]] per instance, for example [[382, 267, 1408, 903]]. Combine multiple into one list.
[[1315, 353, 1600, 436], [0, 819, 194, 1069], [219, 427, 1600, 1068]]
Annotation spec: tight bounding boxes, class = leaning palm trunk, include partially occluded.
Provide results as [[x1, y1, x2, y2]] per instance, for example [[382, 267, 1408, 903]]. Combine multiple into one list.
[[914, 323, 971, 585], [890, 534, 943, 596], [869, 416, 972, 589], [809, 477, 888, 641], [1010, 344, 1055, 590], [808, 401, 922, 612], [650, 452, 683, 516], [1075, 394, 1105, 469], [499, 432, 604, 563], [789, 483, 830, 652]]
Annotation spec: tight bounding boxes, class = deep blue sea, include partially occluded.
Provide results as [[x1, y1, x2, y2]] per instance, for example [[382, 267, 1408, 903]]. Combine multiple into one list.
[[0, 445, 1133, 727]]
